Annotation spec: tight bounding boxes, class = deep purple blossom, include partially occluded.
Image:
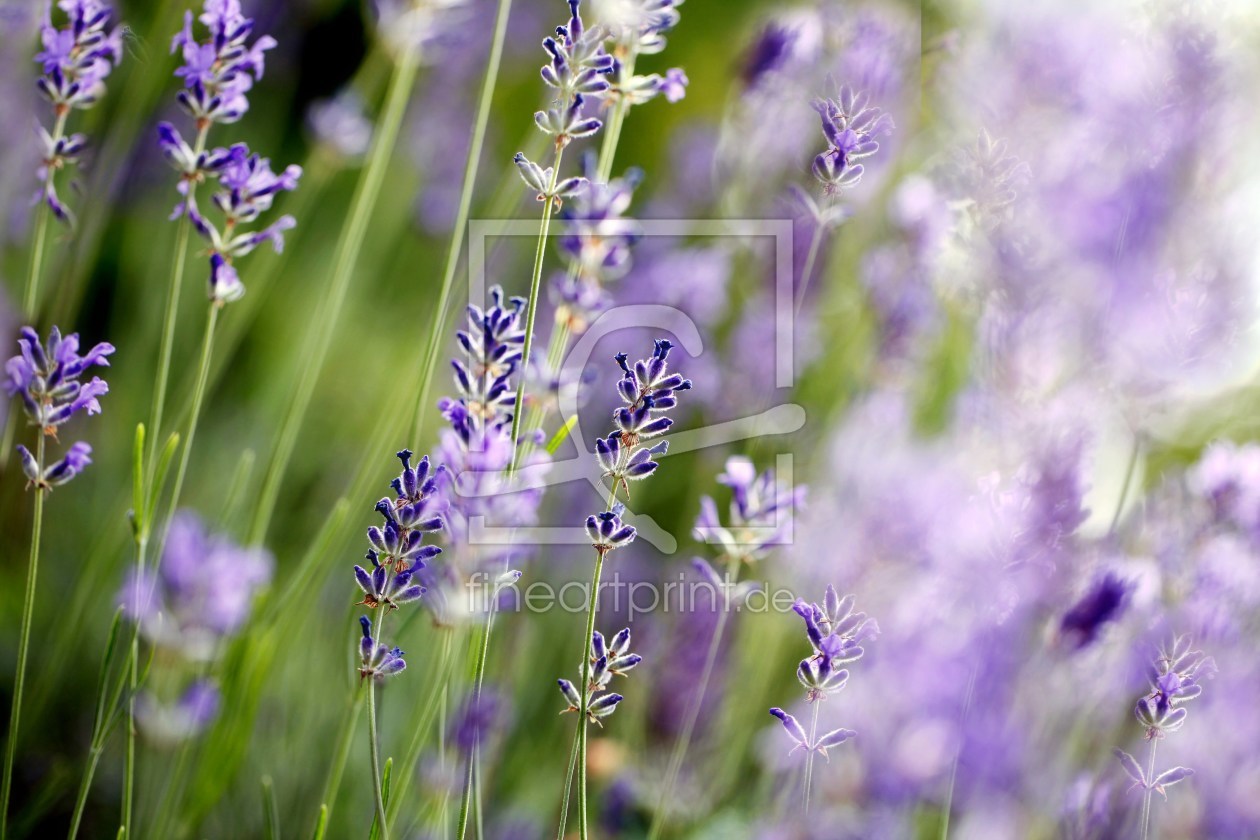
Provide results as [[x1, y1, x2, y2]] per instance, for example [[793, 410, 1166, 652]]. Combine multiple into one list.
[[586, 505, 637, 553], [120, 510, 273, 661], [557, 627, 639, 725], [1057, 573, 1131, 650], [6, 326, 112, 489], [358, 616, 407, 681], [445, 286, 527, 435]]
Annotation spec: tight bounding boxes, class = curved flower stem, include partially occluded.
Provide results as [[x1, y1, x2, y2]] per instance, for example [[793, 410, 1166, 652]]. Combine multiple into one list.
[[646, 554, 739, 840], [555, 717, 581, 840], [1139, 736, 1158, 840], [802, 699, 821, 813], [1108, 434, 1142, 536], [367, 681, 390, 840], [1, 434, 46, 840], [409, 0, 515, 444], [507, 144, 565, 475], [250, 46, 421, 546], [575, 548, 608, 840], [456, 585, 503, 840]]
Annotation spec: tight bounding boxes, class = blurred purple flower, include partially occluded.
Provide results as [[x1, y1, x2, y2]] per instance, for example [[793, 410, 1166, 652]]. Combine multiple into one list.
[[120, 510, 273, 661]]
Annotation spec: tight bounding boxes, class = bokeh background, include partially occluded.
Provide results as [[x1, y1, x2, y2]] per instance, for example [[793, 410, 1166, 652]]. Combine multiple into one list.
[[4, 0, 1260, 837]]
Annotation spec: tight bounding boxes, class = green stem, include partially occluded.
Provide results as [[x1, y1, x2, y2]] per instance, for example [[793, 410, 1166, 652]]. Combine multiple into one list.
[[250, 47, 420, 546], [506, 144, 565, 475], [67, 746, 104, 840], [409, 0, 515, 443], [802, 699, 821, 813], [148, 126, 209, 476], [318, 685, 366, 835], [456, 590, 501, 840], [386, 627, 457, 831], [1139, 736, 1158, 840], [367, 682, 389, 840], [1, 435, 46, 840], [555, 720, 581, 840], [793, 204, 831, 318], [22, 204, 51, 322], [646, 555, 739, 840], [575, 548, 608, 840], [939, 667, 977, 840], [155, 302, 220, 557]]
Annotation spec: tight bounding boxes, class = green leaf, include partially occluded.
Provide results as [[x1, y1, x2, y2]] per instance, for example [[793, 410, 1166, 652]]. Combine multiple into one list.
[[90, 608, 125, 743], [131, 424, 146, 539], [310, 804, 328, 840], [369, 759, 393, 840], [146, 432, 182, 527], [546, 414, 580, 455], [262, 776, 280, 840]]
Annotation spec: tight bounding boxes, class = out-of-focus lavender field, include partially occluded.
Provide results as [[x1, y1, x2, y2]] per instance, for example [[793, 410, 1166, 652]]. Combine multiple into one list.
[[3, 0, 1260, 838]]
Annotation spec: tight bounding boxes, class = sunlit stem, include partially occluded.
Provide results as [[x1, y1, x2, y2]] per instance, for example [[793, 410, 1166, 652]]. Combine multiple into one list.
[[250, 45, 421, 545], [456, 580, 505, 840], [507, 142, 566, 475], [409, 0, 515, 444], [367, 681, 389, 840], [0, 434, 46, 840], [802, 699, 821, 813], [1139, 736, 1158, 840]]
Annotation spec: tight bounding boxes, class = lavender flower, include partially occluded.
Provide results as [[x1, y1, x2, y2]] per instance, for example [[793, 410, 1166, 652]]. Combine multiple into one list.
[[1057, 572, 1131, 650], [1188, 440, 1260, 540], [358, 616, 407, 681], [33, 0, 124, 223], [768, 707, 855, 761], [811, 83, 893, 196], [6, 325, 112, 488], [1115, 636, 1213, 820], [119, 510, 273, 661], [136, 680, 221, 745], [354, 449, 444, 611], [159, 0, 299, 303], [585, 505, 637, 553], [694, 456, 805, 563], [306, 89, 373, 160], [557, 627, 640, 725], [557, 156, 643, 284], [444, 286, 526, 435], [170, 0, 276, 126]]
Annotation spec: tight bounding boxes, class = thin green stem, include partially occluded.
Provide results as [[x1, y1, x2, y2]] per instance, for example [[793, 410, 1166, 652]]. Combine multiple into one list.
[[793, 206, 831, 318], [575, 548, 608, 840], [646, 554, 739, 840], [507, 144, 565, 475], [22, 204, 51, 322], [456, 591, 501, 840], [1, 434, 46, 840], [158, 303, 220, 544], [67, 746, 105, 840], [318, 685, 366, 835], [1139, 736, 1158, 840], [555, 723, 581, 840], [386, 627, 457, 831], [367, 681, 389, 840], [802, 699, 821, 813], [409, 0, 515, 443], [148, 125, 209, 475], [939, 666, 977, 840], [250, 47, 420, 546]]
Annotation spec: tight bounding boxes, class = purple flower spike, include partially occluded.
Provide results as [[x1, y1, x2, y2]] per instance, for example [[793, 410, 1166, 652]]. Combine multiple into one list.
[[32, 0, 125, 225], [7, 326, 113, 489], [810, 81, 893, 197], [1058, 572, 1131, 650], [357, 615, 407, 682], [170, 0, 276, 125], [557, 625, 641, 725], [585, 506, 637, 553]]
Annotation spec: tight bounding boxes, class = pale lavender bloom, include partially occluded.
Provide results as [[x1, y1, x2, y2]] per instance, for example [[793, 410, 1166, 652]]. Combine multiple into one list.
[[693, 456, 805, 562], [120, 510, 273, 661], [135, 680, 221, 745], [306, 89, 373, 160], [32, 0, 124, 222], [170, 0, 276, 125], [1188, 441, 1260, 541]]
